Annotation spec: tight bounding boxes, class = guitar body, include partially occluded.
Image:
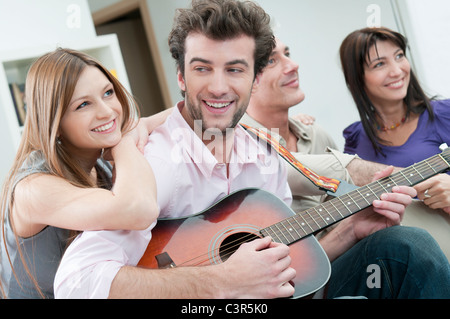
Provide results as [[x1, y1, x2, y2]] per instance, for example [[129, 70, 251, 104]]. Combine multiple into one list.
[[138, 188, 331, 298]]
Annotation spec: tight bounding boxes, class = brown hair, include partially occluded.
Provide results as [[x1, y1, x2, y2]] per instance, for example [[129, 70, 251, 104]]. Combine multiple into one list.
[[0, 48, 139, 298], [168, 0, 275, 96], [339, 27, 433, 155]]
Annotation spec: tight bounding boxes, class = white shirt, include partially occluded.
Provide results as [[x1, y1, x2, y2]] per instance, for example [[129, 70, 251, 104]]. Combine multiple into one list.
[[54, 102, 292, 298]]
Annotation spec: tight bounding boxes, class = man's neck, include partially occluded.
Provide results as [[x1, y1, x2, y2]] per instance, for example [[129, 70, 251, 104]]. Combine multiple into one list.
[[247, 108, 291, 141], [180, 101, 236, 164]]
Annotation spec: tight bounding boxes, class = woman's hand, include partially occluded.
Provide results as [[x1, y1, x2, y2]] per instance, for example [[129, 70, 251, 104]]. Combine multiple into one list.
[[292, 113, 315, 125], [415, 174, 450, 214]]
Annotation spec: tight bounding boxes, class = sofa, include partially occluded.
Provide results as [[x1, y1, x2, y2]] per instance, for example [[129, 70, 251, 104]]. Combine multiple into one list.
[[402, 200, 450, 261]]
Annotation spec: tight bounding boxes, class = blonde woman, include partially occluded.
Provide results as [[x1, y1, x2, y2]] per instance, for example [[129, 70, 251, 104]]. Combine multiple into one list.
[[0, 48, 159, 298]]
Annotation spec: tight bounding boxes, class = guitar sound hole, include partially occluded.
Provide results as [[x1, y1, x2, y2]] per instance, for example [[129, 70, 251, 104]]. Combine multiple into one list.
[[219, 232, 260, 262]]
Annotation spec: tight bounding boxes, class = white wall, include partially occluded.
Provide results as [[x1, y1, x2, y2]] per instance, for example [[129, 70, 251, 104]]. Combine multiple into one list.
[[0, 0, 96, 50], [1, 0, 449, 183], [0, 0, 96, 183], [87, 0, 450, 150], [139, 0, 399, 150], [395, 0, 450, 100], [140, 0, 450, 150], [256, 0, 399, 150]]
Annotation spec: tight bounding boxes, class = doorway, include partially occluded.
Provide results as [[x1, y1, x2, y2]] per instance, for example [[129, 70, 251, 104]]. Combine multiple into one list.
[[92, 0, 171, 117]]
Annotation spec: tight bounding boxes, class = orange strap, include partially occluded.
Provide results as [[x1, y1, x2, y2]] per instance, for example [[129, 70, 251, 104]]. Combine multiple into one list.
[[241, 124, 340, 193]]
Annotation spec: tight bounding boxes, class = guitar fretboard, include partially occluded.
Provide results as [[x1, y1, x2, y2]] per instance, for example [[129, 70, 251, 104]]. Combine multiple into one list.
[[260, 149, 450, 245]]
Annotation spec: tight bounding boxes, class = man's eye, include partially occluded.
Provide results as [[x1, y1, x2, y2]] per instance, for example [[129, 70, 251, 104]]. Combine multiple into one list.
[[194, 67, 208, 72]]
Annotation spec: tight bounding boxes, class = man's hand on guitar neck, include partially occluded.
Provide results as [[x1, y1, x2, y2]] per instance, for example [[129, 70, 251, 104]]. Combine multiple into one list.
[[319, 166, 417, 262]]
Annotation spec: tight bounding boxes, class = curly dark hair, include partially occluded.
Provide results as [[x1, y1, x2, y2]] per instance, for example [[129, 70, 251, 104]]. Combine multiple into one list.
[[169, 0, 275, 83]]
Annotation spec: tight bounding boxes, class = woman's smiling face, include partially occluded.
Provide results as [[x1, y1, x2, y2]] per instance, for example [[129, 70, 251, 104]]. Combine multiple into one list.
[[363, 40, 411, 107], [59, 66, 123, 157]]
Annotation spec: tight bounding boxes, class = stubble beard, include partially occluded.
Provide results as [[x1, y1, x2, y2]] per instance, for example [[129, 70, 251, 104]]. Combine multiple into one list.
[[184, 90, 249, 135]]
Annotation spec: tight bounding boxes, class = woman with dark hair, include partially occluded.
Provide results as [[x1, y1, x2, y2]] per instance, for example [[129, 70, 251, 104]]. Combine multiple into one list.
[[340, 27, 450, 214]]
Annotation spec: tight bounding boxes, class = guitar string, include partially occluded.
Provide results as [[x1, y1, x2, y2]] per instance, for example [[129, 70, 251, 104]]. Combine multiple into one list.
[[291, 157, 448, 231], [232, 156, 449, 248], [178, 177, 402, 267], [179, 157, 448, 266], [176, 230, 266, 267], [211, 157, 449, 263], [177, 155, 449, 267], [226, 153, 449, 260]]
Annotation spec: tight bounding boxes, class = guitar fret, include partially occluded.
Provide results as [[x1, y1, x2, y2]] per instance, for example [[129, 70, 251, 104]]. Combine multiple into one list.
[[367, 185, 380, 199], [376, 180, 388, 193], [320, 202, 337, 223], [325, 206, 337, 223], [356, 188, 372, 205], [391, 173, 407, 186], [291, 215, 308, 236], [316, 206, 336, 224], [312, 207, 329, 226], [256, 148, 450, 246], [266, 225, 283, 243], [286, 219, 302, 238], [281, 220, 300, 242], [412, 166, 424, 179], [407, 169, 421, 184], [328, 201, 344, 219], [304, 210, 321, 229], [426, 161, 437, 173], [387, 176, 397, 187], [439, 153, 450, 167], [346, 193, 361, 210], [399, 171, 412, 184], [297, 213, 315, 233], [337, 197, 353, 214], [274, 223, 290, 244]]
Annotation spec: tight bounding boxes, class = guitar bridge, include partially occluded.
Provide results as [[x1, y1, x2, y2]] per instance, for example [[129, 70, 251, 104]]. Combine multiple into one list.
[[155, 252, 176, 269]]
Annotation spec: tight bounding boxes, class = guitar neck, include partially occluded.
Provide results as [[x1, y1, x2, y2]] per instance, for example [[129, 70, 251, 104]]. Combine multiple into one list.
[[261, 148, 450, 245]]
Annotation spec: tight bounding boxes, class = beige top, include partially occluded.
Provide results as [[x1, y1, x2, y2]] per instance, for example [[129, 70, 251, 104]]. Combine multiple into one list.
[[240, 113, 357, 213]]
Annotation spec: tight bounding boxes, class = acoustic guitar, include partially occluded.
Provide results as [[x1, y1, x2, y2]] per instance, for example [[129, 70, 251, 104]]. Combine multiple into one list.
[[138, 147, 450, 298]]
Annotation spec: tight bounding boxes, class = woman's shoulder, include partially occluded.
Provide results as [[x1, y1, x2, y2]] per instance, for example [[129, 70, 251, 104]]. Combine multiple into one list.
[[428, 99, 450, 139], [431, 99, 450, 118], [343, 121, 365, 154], [343, 121, 364, 140]]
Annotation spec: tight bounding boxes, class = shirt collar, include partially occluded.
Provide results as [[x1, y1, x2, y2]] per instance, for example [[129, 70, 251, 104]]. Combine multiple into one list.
[[168, 102, 269, 178], [240, 113, 312, 147]]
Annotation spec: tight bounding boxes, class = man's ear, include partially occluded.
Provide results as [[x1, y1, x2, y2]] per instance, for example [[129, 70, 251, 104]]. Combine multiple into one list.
[[177, 68, 186, 92], [251, 72, 262, 95]]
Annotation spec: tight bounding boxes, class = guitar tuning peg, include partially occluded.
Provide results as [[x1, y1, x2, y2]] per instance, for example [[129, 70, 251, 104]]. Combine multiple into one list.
[[440, 143, 448, 151]]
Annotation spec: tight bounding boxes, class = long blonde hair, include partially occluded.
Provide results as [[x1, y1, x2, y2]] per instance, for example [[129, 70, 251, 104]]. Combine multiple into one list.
[[0, 48, 139, 298]]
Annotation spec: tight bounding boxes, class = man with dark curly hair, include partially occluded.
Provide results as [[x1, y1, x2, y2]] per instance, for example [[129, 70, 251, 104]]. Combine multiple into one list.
[[54, 0, 416, 299]]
